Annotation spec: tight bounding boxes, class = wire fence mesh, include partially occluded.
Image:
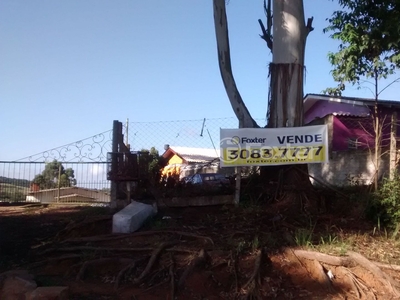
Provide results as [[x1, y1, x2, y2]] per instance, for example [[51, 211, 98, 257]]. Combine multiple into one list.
[[3, 117, 266, 203], [124, 117, 267, 154]]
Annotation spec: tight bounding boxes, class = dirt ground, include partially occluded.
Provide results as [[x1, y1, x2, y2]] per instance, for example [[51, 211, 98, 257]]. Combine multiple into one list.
[[0, 201, 400, 299]]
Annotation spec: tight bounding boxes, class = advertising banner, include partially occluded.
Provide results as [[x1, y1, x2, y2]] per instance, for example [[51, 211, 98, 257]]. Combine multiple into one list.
[[220, 125, 328, 167]]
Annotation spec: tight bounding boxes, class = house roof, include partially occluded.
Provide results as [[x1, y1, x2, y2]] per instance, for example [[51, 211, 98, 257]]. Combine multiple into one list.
[[304, 93, 400, 112], [162, 146, 220, 163], [28, 186, 109, 195]]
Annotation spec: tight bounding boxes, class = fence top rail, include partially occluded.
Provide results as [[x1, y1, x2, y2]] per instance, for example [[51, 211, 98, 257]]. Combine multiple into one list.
[[0, 161, 108, 164]]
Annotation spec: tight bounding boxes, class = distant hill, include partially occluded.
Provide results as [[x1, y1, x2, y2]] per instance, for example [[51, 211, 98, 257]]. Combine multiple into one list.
[[0, 176, 31, 187]]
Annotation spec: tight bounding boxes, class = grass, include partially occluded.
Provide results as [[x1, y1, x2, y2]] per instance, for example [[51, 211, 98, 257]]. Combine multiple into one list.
[[0, 183, 29, 202]]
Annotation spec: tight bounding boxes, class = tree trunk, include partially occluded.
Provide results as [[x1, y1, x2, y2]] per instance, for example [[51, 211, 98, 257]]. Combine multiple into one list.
[[267, 0, 316, 214], [213, 0, 258, 129], [269, 0, 310, 127], [268, 0, 309, 128]]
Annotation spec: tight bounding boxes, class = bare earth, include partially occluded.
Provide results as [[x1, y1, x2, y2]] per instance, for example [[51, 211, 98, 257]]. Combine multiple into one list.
[[0, 202, 399, 299]]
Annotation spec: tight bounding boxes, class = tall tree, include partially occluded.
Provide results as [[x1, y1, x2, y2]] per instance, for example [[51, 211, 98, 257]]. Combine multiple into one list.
[[213, 0, 315, 211], [324, 0, 400, 189], [32, 160, 76, 190]]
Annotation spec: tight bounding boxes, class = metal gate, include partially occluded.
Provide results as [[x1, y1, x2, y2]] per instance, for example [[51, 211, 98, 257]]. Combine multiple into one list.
[[0, 130, 113, 205]]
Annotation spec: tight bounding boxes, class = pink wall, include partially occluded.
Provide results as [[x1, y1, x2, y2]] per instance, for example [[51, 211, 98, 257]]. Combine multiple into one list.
[[305, 101, 369, 124]]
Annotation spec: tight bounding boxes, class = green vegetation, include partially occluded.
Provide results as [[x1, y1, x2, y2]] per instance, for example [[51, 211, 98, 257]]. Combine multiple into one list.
[[32, 160, 76, 190], [369, 174, 400, 231], [0, 176, 30, 188], [139, 147, 165, 181], [0, 183, 28, 202], [0, 176, 31, 202], [324, 0, 400, 96]]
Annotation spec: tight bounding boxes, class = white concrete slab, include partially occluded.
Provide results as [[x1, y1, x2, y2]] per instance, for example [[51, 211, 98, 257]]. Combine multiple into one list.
[[112, 201, 156, 233]]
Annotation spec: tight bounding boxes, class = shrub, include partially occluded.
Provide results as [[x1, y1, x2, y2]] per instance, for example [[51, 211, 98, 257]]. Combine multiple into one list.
[[370, 173, 400, 229]]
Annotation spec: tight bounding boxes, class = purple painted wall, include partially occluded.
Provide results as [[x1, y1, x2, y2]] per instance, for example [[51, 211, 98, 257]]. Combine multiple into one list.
[[332, 107, 400, 151], [305, 101, 369, 124], [305, 100, 400, 151], [332, 117, 374, 151]]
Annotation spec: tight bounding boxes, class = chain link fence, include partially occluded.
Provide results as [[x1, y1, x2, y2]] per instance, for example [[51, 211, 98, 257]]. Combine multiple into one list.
[[123, 117, 267, 154]]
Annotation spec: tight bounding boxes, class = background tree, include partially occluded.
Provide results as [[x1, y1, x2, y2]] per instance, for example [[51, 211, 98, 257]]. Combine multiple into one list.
[[324, 0, 400, 189], [32, 160, 76, 190], [141, 147, 164, 175]]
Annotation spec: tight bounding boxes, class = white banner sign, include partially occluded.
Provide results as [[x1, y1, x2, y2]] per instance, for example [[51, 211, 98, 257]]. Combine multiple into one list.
[[220, 125, 329, 167]]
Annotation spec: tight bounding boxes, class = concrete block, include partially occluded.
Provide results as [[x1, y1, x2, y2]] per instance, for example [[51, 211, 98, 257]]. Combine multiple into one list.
[[112, 201, 156, 233]]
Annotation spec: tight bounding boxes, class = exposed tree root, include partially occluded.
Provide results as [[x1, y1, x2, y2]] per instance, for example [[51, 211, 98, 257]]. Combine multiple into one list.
[[62, 230, 214, 245], [373, 261, 400, 272], [40, 245, 196, 255], [41, 246, 155, 255], [133, 242, 177, 285], [178, 249, 209, 289], [114, 257, 148, 290], [231, 251, 239, 294], [241, 249, 264, 299], [347, 251, 400, 297], [343, 268, 377, 300], [293, 249, 400, 298], [76, 257, 133, 281], [168, 253, 175, 300], [29, 254, 81, 268], [56, 216, 112, 239], [242, 249, 263, 290], [290, 248, 334, 293], [310, 259, 334, 292]]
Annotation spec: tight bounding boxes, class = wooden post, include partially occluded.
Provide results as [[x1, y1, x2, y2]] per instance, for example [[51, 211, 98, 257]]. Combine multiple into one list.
[[57, 164, 61, 203], [234, 167, 241, 206], [234, 119, 245, 207], [110, 120, 120, 208], [390, 111, 397, 180]]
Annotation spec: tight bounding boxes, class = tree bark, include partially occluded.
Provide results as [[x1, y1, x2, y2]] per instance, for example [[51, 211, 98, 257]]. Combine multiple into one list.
[[268, 0, 311, 127], [266, 0, 316, 213], [213, 0, 258, 128]]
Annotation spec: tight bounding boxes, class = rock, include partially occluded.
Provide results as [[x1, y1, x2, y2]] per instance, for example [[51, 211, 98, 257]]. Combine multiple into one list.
[[0, 275, 37, 300], [26, 286, 69, 300]]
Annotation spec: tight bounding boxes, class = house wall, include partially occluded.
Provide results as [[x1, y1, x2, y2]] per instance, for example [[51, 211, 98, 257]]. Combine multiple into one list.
[[26, 187, 110, 203], [332, 112, 398, 151], [304, 101, 369, 124], [332, 116, 373, 151], [309, 150, 390, 186], [168, 155, 184, 165]]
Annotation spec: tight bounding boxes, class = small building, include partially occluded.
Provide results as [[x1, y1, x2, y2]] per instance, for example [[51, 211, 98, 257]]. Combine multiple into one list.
[[26, 186, 110, 204], [304, 93, 400, 186], [161, 146, 231, 179]]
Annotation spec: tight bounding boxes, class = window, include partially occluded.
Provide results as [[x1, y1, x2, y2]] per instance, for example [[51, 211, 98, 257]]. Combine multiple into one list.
[[348, 137, 361, 149]]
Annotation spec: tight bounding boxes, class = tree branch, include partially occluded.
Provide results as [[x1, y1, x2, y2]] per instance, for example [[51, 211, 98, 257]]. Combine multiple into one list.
[[258, 19, 273, 50], [258, 0, 273, 50], [306, 17, 314, 34], [378, 77, 400, 96], [213, 0, 258, 128]]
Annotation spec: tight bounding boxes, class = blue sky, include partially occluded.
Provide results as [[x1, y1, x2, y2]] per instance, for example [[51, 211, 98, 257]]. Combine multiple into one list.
[[1, 0, 399, 161]]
